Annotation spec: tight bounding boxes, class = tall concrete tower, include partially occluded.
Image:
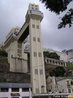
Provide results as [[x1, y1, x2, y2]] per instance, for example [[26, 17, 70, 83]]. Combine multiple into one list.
[[25, 4, 46, 94], [3, 4, 47, 94]]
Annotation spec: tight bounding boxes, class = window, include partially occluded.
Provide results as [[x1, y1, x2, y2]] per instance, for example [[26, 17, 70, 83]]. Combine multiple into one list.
[[35, 88, 39, 93], [55, 61, 57, 64], [31, 4, 34, 10], [53, 61, 54, 63], [33, 37, 36, 41], [18, 43, 22, 48], [34, 52, 37, 57], [47, 59, 48, 63], [22, 88, 29, 92], [0, 88, 8, 92], [11, 55, 13, 58], [35, 69, 38, 74], [41, 85, 44, 93], [37, 38, 40, 42], [50, 60, 51, 63], [71, 81, 73, 85], [68, 88, 71, 93], [32, 24, 35, 28], [67, 81, 70, 86], [40, 69, 43, 75], [61, 62, 63, 65], [11, 88, 19, 92], [17, 49, 21, 53], [36, 25, 39, 29], [35, 7, 38, 10], [38, 52, 41, 57]]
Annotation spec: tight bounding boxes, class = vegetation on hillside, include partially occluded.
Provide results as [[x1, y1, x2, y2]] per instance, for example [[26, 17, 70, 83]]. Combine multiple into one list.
[[66, 63, 73, 70], [49, 66, 66, 77], [43, 51, 60, 60], [0, 49, 8, 57]]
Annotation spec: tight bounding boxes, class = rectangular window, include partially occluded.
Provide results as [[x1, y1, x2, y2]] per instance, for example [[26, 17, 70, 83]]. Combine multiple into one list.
[[17, 49, 21, 53], [32, 24, 35, 28], [0, 88, 8, 92], [33, 37, 36, 41], [67, 81, 70, 85], [38, 52, 41, 57], [36, 25, 39, 29], [41, 85, 44, 93], [37, 38, 40, 42], [35, 88, 39, 93], [34, 52, 37, 57], [35, 69, 38, 74], [40, 69, 43, 75], [22, 88, 29, 92], [68, 88, 71, 93], [11, 88, 19, 92]]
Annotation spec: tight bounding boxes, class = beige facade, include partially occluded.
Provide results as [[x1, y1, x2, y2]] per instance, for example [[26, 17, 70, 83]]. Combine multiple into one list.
[[4, 28, 28, 73], [46, 76, 57, 93], [3, 4, 46, 94], [47, 77, 73, 94], [57, 78, 73, 93], [26, 4, 46, 94]]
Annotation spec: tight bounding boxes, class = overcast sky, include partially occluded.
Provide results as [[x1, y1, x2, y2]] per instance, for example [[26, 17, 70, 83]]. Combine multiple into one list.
[[0, 0, 73, 51]]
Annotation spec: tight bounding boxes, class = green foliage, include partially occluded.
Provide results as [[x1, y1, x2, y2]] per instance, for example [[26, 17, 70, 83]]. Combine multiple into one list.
[[40, 0, 72, 14], [64, 63, 73, 76], [40, 0, 73, 28], [65, 63, 73, 70], [43, 51, 60, 60], [50, 66, 65, 76], [58, 9, 73, 28], [0, 49, 8, 57]]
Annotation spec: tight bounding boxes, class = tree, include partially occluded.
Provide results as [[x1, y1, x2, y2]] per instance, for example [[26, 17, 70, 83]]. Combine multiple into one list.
[[50, 66, 65, 76], [64, 63, 73, 76], [65, 63, 73, 70], [43, 51, 60, 60], [40, 0, 73, 28], [0, 49, 8, 57]]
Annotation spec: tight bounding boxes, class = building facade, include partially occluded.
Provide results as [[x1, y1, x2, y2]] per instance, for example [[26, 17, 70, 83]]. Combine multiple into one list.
[[46, 77, 73, 94], [0, 83, 32, 98], [3, 4, 46, 94], [57, 77, 73, 93]]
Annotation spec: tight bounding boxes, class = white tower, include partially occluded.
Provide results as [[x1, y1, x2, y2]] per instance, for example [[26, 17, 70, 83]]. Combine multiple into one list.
[[25, 4, 46, 94], [3, 4, 47, 94]]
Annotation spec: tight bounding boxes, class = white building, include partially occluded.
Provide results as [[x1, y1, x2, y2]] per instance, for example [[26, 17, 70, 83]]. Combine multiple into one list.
[[0, 83, 32, 98], [57, 77, 73, 93], [46, 76, 57, 93], [3, 4, 46, 94], [46, 77, 73, 94]]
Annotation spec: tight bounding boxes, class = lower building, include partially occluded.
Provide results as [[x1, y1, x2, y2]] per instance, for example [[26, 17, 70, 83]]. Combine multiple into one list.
[[0, 83, 32, 98], [47, 77, 73, 94], [57, 77, 73, 93]]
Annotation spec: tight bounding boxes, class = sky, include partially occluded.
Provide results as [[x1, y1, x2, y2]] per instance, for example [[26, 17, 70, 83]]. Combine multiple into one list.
[[0, 0, 73, 51]]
